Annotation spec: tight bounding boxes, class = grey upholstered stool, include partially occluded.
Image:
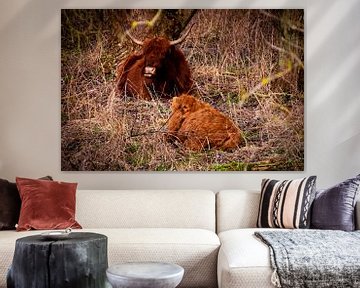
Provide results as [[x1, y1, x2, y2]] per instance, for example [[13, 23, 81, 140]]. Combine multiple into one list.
[[106, 262, 184, 288]]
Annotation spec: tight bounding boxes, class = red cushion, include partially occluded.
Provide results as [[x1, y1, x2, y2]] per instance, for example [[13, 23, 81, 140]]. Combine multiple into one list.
[[16, 177, 82, 231]]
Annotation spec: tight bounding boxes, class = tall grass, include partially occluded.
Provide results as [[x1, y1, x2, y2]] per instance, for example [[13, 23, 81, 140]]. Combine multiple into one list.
[[61, 9, 304, 171]]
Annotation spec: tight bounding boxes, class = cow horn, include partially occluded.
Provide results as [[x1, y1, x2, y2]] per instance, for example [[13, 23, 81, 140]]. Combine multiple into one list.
[[125, 30, 144, 46], [169, 23, 194, 46]]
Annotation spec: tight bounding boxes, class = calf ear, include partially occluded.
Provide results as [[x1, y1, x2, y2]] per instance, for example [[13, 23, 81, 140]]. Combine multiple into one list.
[[171, 97, 179, 110]]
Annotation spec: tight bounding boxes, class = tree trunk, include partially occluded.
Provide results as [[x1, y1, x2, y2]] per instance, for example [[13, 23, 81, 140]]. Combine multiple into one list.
[[7, 232, 108, 288], [153, 9, 197, 40]]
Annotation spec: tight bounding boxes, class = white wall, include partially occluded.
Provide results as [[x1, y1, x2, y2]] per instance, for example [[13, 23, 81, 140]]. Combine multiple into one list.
[[0, 0, 359, 190]]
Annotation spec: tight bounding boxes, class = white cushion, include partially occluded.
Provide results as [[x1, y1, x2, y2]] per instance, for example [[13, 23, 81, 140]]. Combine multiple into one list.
[[217, 228, 279, 288], [0, 228, 220, 288], [76, 190, 216, 231], [216, 190, 260, 233]]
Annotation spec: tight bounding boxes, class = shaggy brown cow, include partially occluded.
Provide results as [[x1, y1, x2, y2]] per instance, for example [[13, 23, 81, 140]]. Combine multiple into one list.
[[116, 27, 193, 100], [167, 94, 243, 151]]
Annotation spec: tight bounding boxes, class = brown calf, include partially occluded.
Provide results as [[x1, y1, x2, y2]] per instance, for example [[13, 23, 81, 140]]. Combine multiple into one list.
[[167, 94, 243, 151]]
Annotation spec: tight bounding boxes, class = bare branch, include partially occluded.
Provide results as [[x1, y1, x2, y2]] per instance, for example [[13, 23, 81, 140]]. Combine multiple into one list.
[[241, 63, 299, 102], [263, 36, 304, 68], [130, 10, 162, 29], [260, 10, 304, 33], [118, 10, 163, 44]]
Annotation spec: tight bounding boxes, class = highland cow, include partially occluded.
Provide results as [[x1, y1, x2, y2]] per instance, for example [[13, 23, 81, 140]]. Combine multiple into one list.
[[116, 27, 193, 100], [167, 94, 243, 151]]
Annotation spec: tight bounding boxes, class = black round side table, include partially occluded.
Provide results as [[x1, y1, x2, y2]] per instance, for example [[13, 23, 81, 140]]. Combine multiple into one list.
[[7, 232, 108, 288]]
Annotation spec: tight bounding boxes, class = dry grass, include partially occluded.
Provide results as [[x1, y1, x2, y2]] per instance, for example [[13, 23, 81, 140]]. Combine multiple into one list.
[[61, 9, 304, 171]]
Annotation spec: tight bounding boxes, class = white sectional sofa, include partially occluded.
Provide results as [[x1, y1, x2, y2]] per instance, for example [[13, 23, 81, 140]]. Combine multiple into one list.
[[0, 190, 219, 288], [1, 189, 359, 288]]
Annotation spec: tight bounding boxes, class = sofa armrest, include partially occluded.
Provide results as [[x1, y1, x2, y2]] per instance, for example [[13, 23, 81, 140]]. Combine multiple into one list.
[[356, 200, 360, 230]]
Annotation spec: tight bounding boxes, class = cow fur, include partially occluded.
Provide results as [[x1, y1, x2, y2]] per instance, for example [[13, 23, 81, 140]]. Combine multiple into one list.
[[167, 94, 243, 151], [116, 37, 193, 100]]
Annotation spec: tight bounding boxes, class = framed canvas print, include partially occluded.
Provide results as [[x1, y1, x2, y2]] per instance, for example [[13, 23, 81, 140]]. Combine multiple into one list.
[[61, 9, 304, 171]]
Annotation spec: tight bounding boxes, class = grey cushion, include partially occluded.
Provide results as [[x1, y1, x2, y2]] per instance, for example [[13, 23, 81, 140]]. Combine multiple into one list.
[[311, 174, 360, 231]]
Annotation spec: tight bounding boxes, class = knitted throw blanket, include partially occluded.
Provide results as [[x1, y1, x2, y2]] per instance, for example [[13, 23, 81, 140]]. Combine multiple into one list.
[[255, 230, 360, 288]]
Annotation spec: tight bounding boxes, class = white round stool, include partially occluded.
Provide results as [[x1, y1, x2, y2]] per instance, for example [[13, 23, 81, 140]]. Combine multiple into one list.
[[106, 262, 184, 288]]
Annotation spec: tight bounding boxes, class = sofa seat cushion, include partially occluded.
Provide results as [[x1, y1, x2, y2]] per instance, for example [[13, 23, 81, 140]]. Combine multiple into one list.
[[100, 228, 220, 288], [218, 228, 282, 288], [0, 228, 219, 288]]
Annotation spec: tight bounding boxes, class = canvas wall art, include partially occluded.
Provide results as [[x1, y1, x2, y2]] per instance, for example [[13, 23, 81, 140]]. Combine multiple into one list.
[[61, 9, 304, 171]]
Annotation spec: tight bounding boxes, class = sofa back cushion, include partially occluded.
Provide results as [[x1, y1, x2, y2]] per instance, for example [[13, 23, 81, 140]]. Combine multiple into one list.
[[216, 190, 260, 233], [76, 190, 216, 231], [217, 190, 360, 233]]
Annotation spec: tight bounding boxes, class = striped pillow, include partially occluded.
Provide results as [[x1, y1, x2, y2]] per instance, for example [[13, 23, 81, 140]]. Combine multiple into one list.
[[257, 176, 317, 229]]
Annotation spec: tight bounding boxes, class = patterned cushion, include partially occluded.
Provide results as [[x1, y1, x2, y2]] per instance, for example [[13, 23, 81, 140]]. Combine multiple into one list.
[[257, 176, 317, 229]]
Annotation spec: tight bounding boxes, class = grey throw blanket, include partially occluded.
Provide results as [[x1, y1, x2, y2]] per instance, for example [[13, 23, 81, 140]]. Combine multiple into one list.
[[255, 230, 360, 288]]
